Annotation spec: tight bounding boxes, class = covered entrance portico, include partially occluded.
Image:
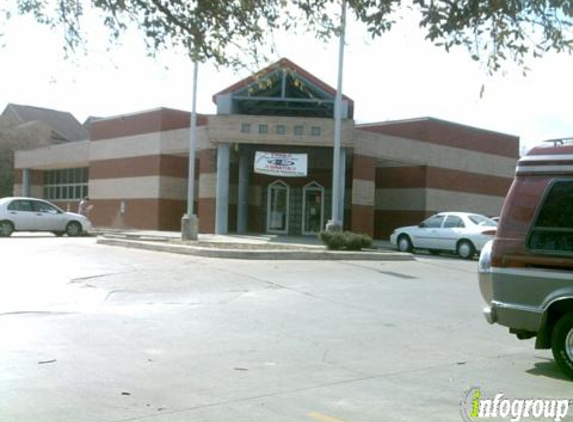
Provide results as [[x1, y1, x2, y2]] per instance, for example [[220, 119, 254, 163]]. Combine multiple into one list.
[[206, 143, 350, 236], [203, 58, 354, 236]]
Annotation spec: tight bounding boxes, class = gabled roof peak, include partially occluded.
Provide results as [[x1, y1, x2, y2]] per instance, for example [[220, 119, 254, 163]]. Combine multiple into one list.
[[213, 57, 354, 106]]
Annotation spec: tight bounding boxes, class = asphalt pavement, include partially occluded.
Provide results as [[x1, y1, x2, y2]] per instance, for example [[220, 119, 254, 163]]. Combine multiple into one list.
[[0, 235, 570, 422]]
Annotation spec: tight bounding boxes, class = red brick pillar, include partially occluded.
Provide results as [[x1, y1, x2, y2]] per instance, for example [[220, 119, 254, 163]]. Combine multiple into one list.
[[198, 148, 217, 233], [351, 154, 376, 237]]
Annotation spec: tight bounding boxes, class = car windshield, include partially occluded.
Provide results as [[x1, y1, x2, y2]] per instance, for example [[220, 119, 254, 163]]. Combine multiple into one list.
[[468, 214, 497, 226]]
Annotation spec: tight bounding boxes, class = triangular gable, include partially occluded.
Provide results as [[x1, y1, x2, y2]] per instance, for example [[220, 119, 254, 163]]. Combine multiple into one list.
[[213, 58, 354, 118]]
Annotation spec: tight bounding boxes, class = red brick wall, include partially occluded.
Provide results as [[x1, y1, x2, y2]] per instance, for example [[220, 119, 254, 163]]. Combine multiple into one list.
[[358, 118, 519, 158]]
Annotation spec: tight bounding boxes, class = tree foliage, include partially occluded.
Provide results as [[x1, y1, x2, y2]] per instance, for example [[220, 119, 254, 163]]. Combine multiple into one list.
[[2, 0, 573, 72], [0, 118, 55, 197]]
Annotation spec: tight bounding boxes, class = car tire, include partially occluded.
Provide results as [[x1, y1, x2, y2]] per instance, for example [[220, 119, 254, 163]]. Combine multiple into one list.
[[66, 221, 82, 237], [457, 240, 475, 259], [397, 235, 413, 253], [0, 221, 14, 237], [552, 312, 573, 380]]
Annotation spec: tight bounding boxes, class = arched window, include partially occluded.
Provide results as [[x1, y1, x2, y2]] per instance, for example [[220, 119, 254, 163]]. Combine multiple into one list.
[[302, 181, 325, 235], [267, 180, 289, 234]]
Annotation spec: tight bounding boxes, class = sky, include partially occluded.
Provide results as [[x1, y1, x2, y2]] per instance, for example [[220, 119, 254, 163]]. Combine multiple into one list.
[[1, 7, 573, 152]]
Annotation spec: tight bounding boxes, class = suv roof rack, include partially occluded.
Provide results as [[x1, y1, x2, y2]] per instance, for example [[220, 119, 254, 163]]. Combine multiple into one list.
[[543, 137, 573, 146]]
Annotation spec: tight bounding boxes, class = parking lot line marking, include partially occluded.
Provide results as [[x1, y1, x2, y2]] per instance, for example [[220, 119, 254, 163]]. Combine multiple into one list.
[[307, 412, 353, 422]]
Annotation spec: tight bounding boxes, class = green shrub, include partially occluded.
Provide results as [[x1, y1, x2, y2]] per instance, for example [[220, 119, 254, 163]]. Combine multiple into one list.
[[319, 231, 373, 251], [343, 232, 372, 251], [319, 230, 345, 250]]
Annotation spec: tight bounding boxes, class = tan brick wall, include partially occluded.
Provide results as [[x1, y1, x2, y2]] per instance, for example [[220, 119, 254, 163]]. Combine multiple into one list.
[[355, 130, 517, 178], [15, 141, 89, 170], [351, 179, 376, 207], [207, 115, 354, 147]]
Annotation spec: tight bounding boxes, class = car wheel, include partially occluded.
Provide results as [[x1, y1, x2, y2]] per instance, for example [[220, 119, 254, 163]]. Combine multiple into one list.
[[52, 231, 65, 237], [552, 312, 573, 380], [429, 249, 440, 255], [457, 240, 475, 259], [0, 221, 14, 237], [397, 235, 413, 253], [66, 221, 82, 237]]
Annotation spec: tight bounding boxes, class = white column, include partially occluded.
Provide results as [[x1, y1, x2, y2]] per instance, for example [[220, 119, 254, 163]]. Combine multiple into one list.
[[215, 143, 230, 234], [339, 148, 346, 228], [22, 168, 31, 197], [237, 147, 249, 233]]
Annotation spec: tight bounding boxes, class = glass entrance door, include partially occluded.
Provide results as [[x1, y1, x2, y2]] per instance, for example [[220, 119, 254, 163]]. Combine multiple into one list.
[[302, 182, 324, 235], [267, 181, 289, 234]]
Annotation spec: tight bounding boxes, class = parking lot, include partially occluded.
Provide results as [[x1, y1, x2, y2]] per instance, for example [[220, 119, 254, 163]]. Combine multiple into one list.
[[0, 235, 570, 422]]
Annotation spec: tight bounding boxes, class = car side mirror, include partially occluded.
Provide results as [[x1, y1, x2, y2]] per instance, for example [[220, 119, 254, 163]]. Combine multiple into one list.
[[418, 223, 426, 228]]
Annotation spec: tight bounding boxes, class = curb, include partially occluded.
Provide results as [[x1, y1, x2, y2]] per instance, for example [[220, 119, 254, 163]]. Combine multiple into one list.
[[97, 237, 414, 261]]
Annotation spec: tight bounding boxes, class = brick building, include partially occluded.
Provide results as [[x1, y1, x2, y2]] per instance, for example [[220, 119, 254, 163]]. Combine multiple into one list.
[[13, 58, 519, 239]]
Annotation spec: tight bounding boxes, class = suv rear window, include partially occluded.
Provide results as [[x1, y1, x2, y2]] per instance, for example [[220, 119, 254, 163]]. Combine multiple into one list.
[[528, 180, 573, 254]]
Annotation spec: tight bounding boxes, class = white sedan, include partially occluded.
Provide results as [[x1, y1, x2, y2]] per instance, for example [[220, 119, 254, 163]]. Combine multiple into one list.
[[0, 197, 92, 237], [389, 212, 497, 259]]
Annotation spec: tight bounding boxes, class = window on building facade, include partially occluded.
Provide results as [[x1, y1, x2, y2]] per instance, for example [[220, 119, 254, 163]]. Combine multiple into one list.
[[43, 168, 89, 201], [311, 126, 321, 136], [241, 123, 251, 133], [294, 125, 304, 136], [258, 124, 268, 134], [276, 125, 286, 135]]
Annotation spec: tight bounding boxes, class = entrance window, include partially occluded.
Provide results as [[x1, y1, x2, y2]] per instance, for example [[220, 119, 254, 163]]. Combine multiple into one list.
[[267, 181, 289, 234], [302, 181, 325, 235]]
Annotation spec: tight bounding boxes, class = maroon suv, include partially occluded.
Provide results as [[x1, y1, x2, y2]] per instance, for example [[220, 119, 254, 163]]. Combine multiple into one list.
[[478, 142, 573, 379]]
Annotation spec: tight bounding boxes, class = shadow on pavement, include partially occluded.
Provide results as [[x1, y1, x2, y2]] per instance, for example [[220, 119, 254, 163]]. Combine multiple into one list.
[[526, 359, 571, 382]]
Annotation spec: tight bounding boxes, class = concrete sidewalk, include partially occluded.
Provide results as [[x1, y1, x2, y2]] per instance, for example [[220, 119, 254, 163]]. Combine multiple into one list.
[[93, 229, 410, 261]]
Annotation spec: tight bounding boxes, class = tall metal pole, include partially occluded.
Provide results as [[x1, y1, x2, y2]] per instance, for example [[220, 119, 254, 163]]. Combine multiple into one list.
[[328, 0, 346, 231], [182, 57, 200, 240], [186, 59, 199, 216]]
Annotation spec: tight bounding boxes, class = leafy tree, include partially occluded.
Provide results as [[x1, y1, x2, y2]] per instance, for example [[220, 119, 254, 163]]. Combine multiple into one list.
[[2, 0, 572, 72], [0, 143, 14, 197], [0, 118, 55, 197]]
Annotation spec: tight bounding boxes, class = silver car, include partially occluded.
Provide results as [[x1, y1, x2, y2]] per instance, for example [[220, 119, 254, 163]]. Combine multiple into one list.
[[0, 197, 91, 237]]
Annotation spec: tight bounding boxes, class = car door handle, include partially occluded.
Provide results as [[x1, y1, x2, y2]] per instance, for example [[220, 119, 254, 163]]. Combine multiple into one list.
[[9, 211, 16, 215], [36, 213, 43, 216]]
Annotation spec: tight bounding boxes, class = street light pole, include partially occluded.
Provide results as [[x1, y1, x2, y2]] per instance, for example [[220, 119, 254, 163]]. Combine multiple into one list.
[[181, 58, 199, 240], [327, 0, 347, 232]]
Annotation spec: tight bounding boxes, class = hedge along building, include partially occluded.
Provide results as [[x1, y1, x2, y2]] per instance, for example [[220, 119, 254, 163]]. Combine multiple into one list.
[[13, 58, 519, 238]]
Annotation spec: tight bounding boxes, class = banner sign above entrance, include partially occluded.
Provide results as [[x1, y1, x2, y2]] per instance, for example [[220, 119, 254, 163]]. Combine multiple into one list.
[[254, 151, 308, 177]]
